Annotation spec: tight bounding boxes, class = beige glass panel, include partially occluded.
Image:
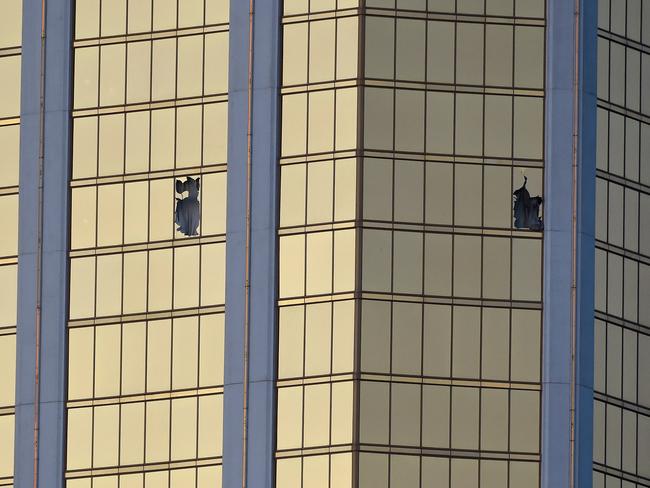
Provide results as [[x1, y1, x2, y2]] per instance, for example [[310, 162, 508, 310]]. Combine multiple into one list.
[[359, 453, 388, 488], [337, 17, 358, 80], [71, 187, 96, 249], [178, 0, 203, 28], [604, 404, 621, 470], [0, 55, 20, 118], [390, 455, 419, 488], [453, 306, 481, 378], [125, 111, 150, 173], [153, 0, 177, 30], [394, 160, 423, 223], [422, 385, 450, 447], [152, 38, 177, 101], [481, 460, 508, 488], [365, 16, 394, 79], [67, 407, 92, 469], [393, 231, 423, 294], [0, 335, 16, 407], [364, 88, 393, 151], [128, 0, 152, 33], [278, 305, 304, 379], [391, 383, 420, 445], [510, 390, 540, 452], [396, 19, 425, 81], [336, 87, 358, 151], [127, 42, 151, 104], [201, 172, 227, 235], [515, 27, 544, 88], [486, 0, 513, 15], [458, 0, 484, 12], [361, 300, 390, 373], [451, 459, 478, 488], [0, 265, 17, 327], [101, 0, 126, 36], [178, 36, 203, 99], [206, 0, 229, 24], [305, 302, 331, 376], [303, 456, 328, 488], [513, 96, 543, 159], [457, 23, 484, 85], [197, 466, 222, 488], [425, 162, 453, 224], [173, 246, 200, 308], [123, 252, 148, 314], [67, 479, 92, 488], [199, 314, 225, 387], [510, 462, 539, 488], [151, 108, 175, 171], [100, 44, 126, 106], [484, 165, 511, 228], [512, 238, 541, 301], [0, 196, 17, 258], [481, 308, 510, 380], [281, 94, 307, 157], [333, 229, 355, 292], [171, 469, 196, 488], [280, 163, 306, 227], [455, 93, 483, 156], [1, 125, 20, 186], [331, 453, 353, 488], [120, 474, 144, 488], [395, 90, 425, 152], [332, 300, 354, 374], [96, 254, 122, 316], [95, 324, 121, 397], [362, 229, 392, 292], [145, 400, 170, 463], [454, 164, 482, 226], [122, 321, 146, 394], [74, 47, 99, 109], [124, 181, 149, 244], [303, 383, 330, 447], [67, 327, 94, 400], [423, 304, 451, 377], [451, 387, 479, 449], [307, 161, 333, 224], [97, 183, 123, 246], [308, 90, 335, 153], [69, 257, 95, 319], [145, 471, 169, 488], [172, 317, 199, 389], [306, 232, 332, 295], [453, 235, 481, 297], [147, 319, 172, 391], [149, 178, 173, 240], [310, 19, 335, 83], [483, 237, 511, 299], [200, 243, 226, 306], [171, 397, 198, 460], [279, 234, 305, 298], [481, 388, 508, 451], [622, 329, 637, 403], [93, 405, 119, 467], [198, 394, 223, 457], [398, 0, 426, 8], [284, 0, 309, 14], [334, 158, 356, 222], [75, 0, 99, 39], [606, 324, 622, 398], [363, 158, 392, 221], [485, 95, 513, 158], [511, 309, 541, 382], [516, 0, 544, 17], [204, 33, 229, 94], [276, 386, 303, 450], [331, 381, 353, 445], [311, 0, 335, 11], [359, 381, 389, 444], [593, 320, 606, 393], [607, 254, 623, 317], [622, 409, 636, 472], [283, 23, 308, 86], [98, 114, 125, 176], [485, 25, 513, 87], [426, 92, 454, 155], [427, 21, 454, 83], [422, 457, 449, 487], [276, 458, 301, 488]]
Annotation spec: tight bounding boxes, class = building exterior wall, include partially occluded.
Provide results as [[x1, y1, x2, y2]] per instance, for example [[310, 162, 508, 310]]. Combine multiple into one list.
[[64, 1, 229, 486], [593, 0, 650, 487]]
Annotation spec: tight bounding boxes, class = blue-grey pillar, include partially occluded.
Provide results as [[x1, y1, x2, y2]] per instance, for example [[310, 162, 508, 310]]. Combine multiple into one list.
[[542, 1, 597, 487], [223, 1, 281, 487], [14, 0, 73, 487]]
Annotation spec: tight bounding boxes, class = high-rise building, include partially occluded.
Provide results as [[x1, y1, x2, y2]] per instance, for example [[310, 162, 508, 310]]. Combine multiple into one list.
[[0, 1, 647, 488]]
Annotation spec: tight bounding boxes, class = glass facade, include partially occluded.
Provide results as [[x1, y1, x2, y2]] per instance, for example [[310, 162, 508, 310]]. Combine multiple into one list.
[[593, 1, 650, 487], [277, 1, 545, 486], [0, 0, 22, 486], [65, 1, 229, 487]]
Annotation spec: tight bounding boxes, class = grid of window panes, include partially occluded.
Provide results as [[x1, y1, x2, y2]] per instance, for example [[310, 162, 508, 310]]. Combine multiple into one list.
[[593, 1, 650, 487], [0, 0, 22, 486], [276, 1, 545, 487], [276, 0, 360, 486], [356, 1, 545, 486], [66, 2, 228, 487]]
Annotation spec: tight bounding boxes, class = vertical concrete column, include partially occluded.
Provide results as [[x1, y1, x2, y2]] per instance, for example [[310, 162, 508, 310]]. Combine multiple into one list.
[[223, 1, 281, 487], [542, 1, 596, 487], [14, 0, 73, 487]]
